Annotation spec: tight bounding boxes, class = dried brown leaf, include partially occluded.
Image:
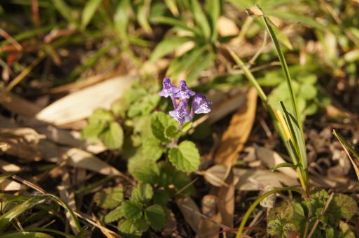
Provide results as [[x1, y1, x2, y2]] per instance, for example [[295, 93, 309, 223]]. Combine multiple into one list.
[[255, 146, 297, 178], [176, 197, 202, 233], [214, 88, 257, 167]]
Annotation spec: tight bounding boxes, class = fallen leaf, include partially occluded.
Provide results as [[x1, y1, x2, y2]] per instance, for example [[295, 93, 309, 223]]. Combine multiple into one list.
[[233, 169, 298, 191], [200, 164, 229, 187], [207, 88, 246, 124], [176, 197, 202, 233], [36, 76, 135, 126], [255, 146, 297, 179], [61, 148, 122, 177], [214, 88, 257, 167], [196, 195, 221, 238]]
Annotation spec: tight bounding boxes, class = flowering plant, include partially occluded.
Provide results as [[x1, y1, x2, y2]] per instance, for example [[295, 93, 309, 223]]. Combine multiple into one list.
[[159, 78, 211, 124]]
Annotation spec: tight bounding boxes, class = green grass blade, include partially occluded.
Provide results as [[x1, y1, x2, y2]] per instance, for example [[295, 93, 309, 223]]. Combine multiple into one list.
[[53, 0, 77, 24], [81, 0, 102, 29], [0, 197, 45, 231], [1, 232, 53, 238], [150, 36, 193, 62], [262, 15, 299, 123], [190, 0, 211, 39], [236, 187, 301, 238]]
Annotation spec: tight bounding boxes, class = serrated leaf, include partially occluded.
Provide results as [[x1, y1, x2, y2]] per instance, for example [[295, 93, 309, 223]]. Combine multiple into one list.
[[139, 137, 164, 161], [153, 190, 171, 206], [151, 112, 179, 141], [150, 36, 192, 62], [128, 156, 159, 183], [94, 187, 123, 209], [104, 206, 124, 223], [81, 0, 102, 29], [127, 94, 160, 118], [122, 201, 143, 220], [169, 140, 200, 172], [333, 194, 358, 220], [145, 204, 166, 231], [99, 122, 124, 149], [81, 119, 107, 139], [118, 217, 148, 236], [131, 184, 153, 204]]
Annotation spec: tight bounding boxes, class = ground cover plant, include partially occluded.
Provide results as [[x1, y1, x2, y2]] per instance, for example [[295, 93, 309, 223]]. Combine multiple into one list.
[[0, 0, 359, 237]]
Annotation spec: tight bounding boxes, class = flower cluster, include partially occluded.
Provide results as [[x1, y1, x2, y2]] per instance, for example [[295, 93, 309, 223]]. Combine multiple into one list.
[[159, 78, 211, 124]]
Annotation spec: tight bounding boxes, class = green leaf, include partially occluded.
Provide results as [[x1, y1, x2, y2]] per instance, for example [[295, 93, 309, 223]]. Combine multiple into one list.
[[0, 197, 45, 231], [81, 120, 107, 139], [145, 204, 166, 231], [333, 194, 358, 220], [118, 217, 148, 236], [150, 36, 192, 62], [205, 0, 221, 41], [271, 162, 297, 172], [168, 140, 200, 172], [137, 137, 164, 162], [167, 46, 207, 78], [185, 50, 215, 82], [137, 0, 152, 33], [151, 112, 179, 141], [127, 94, 160, 118], [190, 0, 211, 39], [114, 0, 131, 39], [99, 122, 124, 149], [151, 16, 200, 36], [153, 190, 171, 206], [122, 201, 143, 220], [131, 184, 154, 204], [1, 232, 53, 238], [94, 187, 123, 209], [82, 108, 114, 139], [104, 206, 124, 223], [53, 0, 77, 24], [128, 156, 159, 183], [81, 0, 102, 29]]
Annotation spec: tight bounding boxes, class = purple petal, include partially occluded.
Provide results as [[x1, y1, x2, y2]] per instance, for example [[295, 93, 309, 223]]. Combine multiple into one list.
[[174, 80, 195, 99], [169, 100, 192, 124], [192, 93, 211, 114], [159, 77, 179, 98]]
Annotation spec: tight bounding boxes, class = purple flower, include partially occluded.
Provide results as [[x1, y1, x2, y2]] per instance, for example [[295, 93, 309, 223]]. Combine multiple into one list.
[[159, 78, 179, 98], [175, 80, 195, 99], [169, 100, 192, 124], [159, 77, 211, 124], [192, 93, 211, 114]]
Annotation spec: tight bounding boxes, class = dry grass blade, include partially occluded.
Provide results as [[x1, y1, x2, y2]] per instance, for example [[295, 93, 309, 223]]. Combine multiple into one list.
[[333, 130, 359, 181]]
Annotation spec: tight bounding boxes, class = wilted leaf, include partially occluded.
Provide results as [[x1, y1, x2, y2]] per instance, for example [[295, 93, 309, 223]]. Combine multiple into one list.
[[214, 88, 257, 168]]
